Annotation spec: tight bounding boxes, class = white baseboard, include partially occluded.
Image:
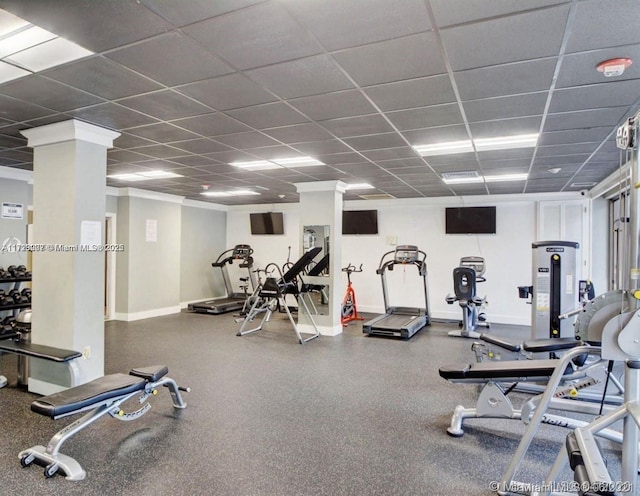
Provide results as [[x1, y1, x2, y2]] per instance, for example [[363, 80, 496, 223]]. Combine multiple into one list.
[[114, 305, 181, 322]]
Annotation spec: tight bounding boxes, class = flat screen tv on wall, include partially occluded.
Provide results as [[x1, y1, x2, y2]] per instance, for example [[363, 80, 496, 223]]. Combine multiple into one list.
[[342, 210, 378, 235], [250, 212, 284, 235], [445, 207, 496, 234]]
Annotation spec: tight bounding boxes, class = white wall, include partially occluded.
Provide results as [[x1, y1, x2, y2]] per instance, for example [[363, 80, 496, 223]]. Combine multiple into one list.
[[224, 195, 574, 326]]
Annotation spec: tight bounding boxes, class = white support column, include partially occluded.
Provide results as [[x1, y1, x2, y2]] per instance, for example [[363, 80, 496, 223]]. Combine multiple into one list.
[[295, 180, 346, 336], [22, 120, 120, 394]]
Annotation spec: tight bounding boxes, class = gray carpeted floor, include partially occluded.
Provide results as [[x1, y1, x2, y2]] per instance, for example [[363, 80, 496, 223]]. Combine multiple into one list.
[[0, 312, 627, 495]]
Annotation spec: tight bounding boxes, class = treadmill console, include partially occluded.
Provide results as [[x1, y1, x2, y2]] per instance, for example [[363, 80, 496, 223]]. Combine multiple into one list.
[[232, 244, 253, 259], [394, 245, 419, 264]]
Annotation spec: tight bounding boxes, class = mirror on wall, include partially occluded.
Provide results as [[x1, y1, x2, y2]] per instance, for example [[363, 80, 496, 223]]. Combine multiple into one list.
[[302, 225, 330, 274], [302, 225, 330, 315]]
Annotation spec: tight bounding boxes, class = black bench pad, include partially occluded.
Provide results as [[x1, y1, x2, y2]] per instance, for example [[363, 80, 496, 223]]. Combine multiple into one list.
[[439, 359, 564, 380], [0, 341, 81, 362], [479, 333, 521, 352], [523, 338, 582, 353], [129, 365, 168, 382], [31, 373, 147, 418]]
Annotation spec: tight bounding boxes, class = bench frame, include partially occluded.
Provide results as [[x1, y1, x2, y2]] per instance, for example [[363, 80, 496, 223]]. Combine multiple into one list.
[[18, 367, 188, 481]]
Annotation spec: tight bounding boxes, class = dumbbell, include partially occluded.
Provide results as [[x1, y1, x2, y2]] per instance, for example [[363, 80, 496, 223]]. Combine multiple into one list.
[[0, 295, 14, 306], [21, 288, 31, 302], [6, 265, 16, 277], [2, 316, 16, 327]]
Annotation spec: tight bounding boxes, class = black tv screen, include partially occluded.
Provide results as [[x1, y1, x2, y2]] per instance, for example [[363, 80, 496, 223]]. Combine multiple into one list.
[[342, 210, 378, 235], [250, 212, 284, 235], [445, 207, 496, 234]]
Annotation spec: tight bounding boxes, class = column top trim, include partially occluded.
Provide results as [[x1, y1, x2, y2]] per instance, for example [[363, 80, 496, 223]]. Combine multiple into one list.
[[294, 180, 347, 194], [21, 119, 121, 148]]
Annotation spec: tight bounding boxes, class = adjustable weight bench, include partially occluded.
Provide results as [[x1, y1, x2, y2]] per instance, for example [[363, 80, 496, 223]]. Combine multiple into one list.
[[19, 365, 189, 481]]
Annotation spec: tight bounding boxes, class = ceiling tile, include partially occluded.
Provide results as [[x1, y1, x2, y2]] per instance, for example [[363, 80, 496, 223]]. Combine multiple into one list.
[[455, 58, 557, 101], [336, 163, 390, 176], [402, 125, 470, 145], [118, 90, 212, 120], [106, 32, 233, 86], [342, 133, 407, 151], [129, 144, 188, 159], [477, 148, 534, 161], [539, 127, 613, 146], [127, 123, 201, 143], [332, 32, 446, 86], [43, 56, 163, 100], [140, 0, 266, 27], [364, 75, 456, 111], [315, 152, 364, 165], [536, 143, 599, 157], [362, 147, 419, 161], [375, 158, 426, 169], [262, 123, 333, 144], [320, 114, 393, 138], [289, 139, 352, 155], [557, 44, 640, 88], [226, 102, 309, 129], [431, 0, 569, 27], [112, 133, 155, 149], [288, 89, 377, 121], [425, 152, 476, 166], [486, 184, 526, 195], [182, 2, 322, 70], [0, 133, 26, 148], [544, 107, 629, 132], [566, 0, 640, 53], [469, 116, 542, 138], [533, 155, 590, 166], [213, 131, 280, 149], [441, 4, 570, 71], [1, 76, 103, 112], [282, 0, 430, 51], [246, 54, 354, 99], [463, 92, 548, 121], [71, 103, 159, 130], [172, 156, 220, 167], [385, 103, 463, 130], [178, 74, 278, 111], [171, 113, 251, 136], [0, 0, 174, 52], [242, 145, 300, 159], [107, 149, 154, 163], [168, 139, 232, 154], [549, 79, 640, 113]]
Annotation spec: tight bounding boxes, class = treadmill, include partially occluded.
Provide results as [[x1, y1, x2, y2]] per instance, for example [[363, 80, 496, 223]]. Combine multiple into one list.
[[188, 244, 256, 315], [363, 245, 430, 339]]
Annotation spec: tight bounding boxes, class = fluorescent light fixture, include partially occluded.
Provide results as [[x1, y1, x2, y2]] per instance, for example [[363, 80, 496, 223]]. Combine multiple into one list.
[[0, 10, 29, 37], [200, 189, 260, 197], [345, 183, 374, 190], [230, 156, 324, 170], [230, 160, 281, 171], [0, 25, 56, 58], [273, 156, 324, 167], [414, 133, 539, 157], [473, 133, 538, 151], [0, 8, 94, 81], [442, 173, 528, 185], [6, 36, 93, 71], [200, 191, 232, 197], [442, 176, 484, 185], [413, 140, 473, 156], [484, 173, 528, 182], [0, 59, 29, 83], [108, 170, 183, 181]]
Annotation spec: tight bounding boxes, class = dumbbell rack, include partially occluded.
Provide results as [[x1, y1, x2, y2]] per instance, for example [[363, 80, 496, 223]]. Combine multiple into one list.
[[0, 276, 32, 315]]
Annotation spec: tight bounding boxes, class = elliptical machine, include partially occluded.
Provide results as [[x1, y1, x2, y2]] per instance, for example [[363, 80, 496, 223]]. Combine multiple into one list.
[[445, 256, 489, 339], [341, 263, 364, 326]]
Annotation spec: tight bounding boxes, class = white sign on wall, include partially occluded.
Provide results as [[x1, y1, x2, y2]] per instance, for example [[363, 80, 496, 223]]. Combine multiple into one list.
[[1, 202, 23, 219]]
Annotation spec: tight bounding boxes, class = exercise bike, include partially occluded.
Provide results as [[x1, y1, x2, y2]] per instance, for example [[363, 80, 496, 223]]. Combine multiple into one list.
[[341, 263, 364, 326]]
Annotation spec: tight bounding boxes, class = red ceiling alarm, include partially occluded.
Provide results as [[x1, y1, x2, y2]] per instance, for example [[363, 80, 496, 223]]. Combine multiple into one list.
[[596, 58, 633, 77]]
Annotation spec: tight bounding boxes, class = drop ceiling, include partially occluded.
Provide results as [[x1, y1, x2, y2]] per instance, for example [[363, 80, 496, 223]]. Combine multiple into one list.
[[0, 0, 638, 205]]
